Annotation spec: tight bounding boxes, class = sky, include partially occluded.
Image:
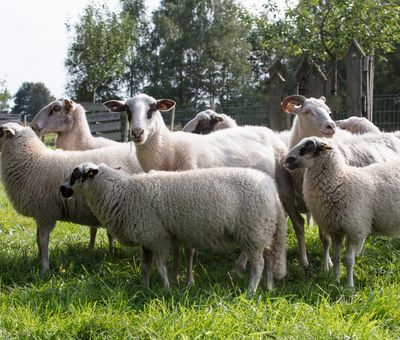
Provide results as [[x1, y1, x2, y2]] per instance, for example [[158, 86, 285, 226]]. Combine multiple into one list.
[[0, 0, 279, 99]]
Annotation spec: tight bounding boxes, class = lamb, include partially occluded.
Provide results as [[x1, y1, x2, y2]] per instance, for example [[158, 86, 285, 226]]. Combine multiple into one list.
[[182, 109, 238, 134], [0, 122, 141, 275], [284, 136, 400, 287], [103, 94, 289, 282], [60, 163, 287, 292], [30, 98, 123, 251], [335, 116, 380, 134], [30, 98, 118, 150]]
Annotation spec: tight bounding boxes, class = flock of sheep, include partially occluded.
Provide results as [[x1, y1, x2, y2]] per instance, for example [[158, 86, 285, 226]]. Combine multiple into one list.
[[0, 92, 398, 292]]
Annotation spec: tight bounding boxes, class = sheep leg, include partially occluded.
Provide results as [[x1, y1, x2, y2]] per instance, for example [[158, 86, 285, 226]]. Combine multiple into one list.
[[36, 219, 56, 276], [184, 248, 195, 286], [246, 251, 264, 293], [107, 232, 116, 255], [319, 227, 333, 271], [344, 237, 361, 288], [231, 252, 248, 277], [89, 227, 97, 249], [262, 253, 273, 291], [155, 253, 170, 289], [275, 171, 309, 269], [171, 242, 180, 284], [331, 233, 344, 283], [141, 247, 154, 289]]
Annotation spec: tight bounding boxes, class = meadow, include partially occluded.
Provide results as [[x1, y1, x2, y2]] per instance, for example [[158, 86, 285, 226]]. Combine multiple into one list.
[[0, 182, 399, 339]]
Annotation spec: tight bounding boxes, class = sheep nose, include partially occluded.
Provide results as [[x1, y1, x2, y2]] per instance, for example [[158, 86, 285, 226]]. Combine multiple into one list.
[[326, 122, 336, 131], [284, 156, 297, 170], [31, 123, 43, 136], [132, 128, 144, 139], [60, 185, 74, 198]]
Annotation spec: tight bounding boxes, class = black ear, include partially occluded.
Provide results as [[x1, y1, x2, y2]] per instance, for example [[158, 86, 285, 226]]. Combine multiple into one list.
[[83, 168, 99, 179], [103, 100, 127, 112], [300, 140, 318, 156]]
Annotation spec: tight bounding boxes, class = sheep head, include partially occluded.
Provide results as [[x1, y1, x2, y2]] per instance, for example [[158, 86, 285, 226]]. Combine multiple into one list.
[[30, 98, 76, 136], [283, 136, 333, 170], [104, 94, 176, 144], [282, 95, 336, 138], [60, 163, 100, 198]]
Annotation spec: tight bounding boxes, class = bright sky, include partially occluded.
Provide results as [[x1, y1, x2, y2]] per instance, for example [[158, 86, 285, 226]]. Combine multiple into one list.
[[0, 0, 280, 99]]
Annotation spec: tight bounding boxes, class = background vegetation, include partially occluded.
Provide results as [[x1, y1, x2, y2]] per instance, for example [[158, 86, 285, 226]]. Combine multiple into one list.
[[1, 0, 400, 114]]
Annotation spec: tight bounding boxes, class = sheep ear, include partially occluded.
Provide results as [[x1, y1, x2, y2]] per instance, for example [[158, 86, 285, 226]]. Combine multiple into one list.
[[156, 99, 176, 112], [64, 99, 75, 112], [210, 114, 223, 122], [4, 126, 16, 137], [319, 96, 326, 103], [83, 168, 99, 178], [317, 141, 332, 151], [103, 100, 127, 112]]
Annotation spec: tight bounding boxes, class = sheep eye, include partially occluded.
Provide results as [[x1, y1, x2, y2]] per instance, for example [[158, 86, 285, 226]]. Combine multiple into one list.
[[53, 106, 61, 112], [147, 104, 158, 119]]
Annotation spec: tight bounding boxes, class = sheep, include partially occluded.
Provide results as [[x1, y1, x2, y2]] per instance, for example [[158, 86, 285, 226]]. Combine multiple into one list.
[[60, 163, 287, 292], [280, 95, 400, 270], [103, 94, 290, 281], [335, 116, 380, 134], [284, 136, 400, 287], [0, 122, 141, 275], [182, 109, 238, 134], [31, 98, 118, 150], [30, 98, 122, 252]]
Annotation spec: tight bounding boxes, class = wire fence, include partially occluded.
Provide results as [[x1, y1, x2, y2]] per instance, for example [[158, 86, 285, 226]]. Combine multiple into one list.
[[166, 94, 400, 132]]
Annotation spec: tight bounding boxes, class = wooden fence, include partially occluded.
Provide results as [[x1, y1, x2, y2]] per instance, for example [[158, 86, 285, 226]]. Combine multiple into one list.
[[80, 102, 129, 142], [265, 39, 374, 130], [0, 113, 22, 125]]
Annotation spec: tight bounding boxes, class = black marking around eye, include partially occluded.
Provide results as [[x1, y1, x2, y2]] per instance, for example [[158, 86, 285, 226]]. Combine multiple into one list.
[[70, 168, 82, 186], [147, 103, 158, 119]]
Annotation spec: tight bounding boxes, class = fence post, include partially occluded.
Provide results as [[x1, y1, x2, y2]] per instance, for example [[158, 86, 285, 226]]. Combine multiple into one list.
[[363, 54, 374, 121], [345, 39, 365, 117], [265, 60, 289, 131], [170, 107, 176, 131]]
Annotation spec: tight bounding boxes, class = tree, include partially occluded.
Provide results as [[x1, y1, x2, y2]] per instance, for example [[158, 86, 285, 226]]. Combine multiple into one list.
[[119, 0, 150, 97], [145, 0, 253, 108], [66, 2, 134, 102], [0, 79, 12, 113], [11, 82, 54, 118], [251, 0, 400, 94]]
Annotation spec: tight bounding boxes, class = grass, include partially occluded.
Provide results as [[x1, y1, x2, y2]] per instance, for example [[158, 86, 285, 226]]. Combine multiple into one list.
[[0, 184, 399, 338]]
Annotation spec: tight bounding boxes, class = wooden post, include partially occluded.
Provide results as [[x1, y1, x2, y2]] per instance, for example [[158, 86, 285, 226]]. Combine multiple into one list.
[[345, 39, 365, 117], [308, 63, 327, 98], [294, 55, 312, 97], [170, 107, 176, 131], [363, 54, 374, 121], [265, 60, 289, 131]]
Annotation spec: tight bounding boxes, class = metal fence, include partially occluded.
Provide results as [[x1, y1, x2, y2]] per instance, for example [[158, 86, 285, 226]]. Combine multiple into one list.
[[166, 94, 400, 132]]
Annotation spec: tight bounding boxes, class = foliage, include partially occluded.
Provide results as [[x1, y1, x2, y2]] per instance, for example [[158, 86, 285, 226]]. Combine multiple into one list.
[[0, 182, 399, 337], [119, 0, 150, 97], [145, 0, 253, 108], [65, 2, 134, 102], [11, 82, 54, 118], [0, 79, 12, 113]]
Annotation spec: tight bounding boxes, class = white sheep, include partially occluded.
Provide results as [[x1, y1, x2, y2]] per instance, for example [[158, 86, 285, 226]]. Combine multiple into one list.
[[335, 116, 380, 134], [60, 163, 287, 292], [284, 136, 400, 287], [31, 98, 118, 150], [280, 95, 400, 270], [30, 98, 120, 251], [103, 94, 288, 282], [182, 109, 238, 134], [0, 123, 141, 275]]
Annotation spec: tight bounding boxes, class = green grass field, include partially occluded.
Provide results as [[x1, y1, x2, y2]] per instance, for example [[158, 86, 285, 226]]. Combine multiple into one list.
[[0, 183, 399, 338]]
